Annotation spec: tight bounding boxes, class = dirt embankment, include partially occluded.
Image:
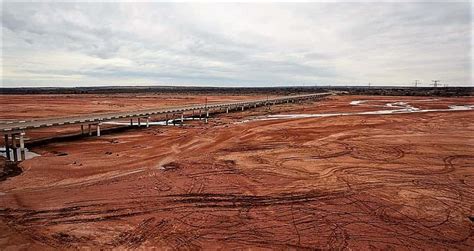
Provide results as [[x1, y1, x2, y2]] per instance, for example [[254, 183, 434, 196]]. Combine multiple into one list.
[[0, 158, 22, 182], [0, 95, 473, 249]]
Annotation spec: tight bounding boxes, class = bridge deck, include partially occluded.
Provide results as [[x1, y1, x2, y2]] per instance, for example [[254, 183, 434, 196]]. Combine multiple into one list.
[[1, 93, 330, 134]]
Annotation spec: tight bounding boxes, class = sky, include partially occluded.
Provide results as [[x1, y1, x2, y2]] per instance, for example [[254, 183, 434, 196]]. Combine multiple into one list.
[[1, 1, 472, 87]]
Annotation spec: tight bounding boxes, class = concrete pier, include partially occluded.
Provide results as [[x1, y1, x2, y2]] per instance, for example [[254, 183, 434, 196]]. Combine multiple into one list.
[[96, 123, 101, 137], [4, 134, 10, 161], [88, 124, 92, 136], [130, 119, 133, 126], [146, 117, 150, 127], [12, 135, 18, 162], [181, 113, 184, 126], [241, 106, 244, 111], [138, 118, 141, 127], [19, 132, 25, 161], [165, 114, 169, 125], [205, 110, 209, 124], [81, 125, 84, 135], [226, 107, 229, 113]]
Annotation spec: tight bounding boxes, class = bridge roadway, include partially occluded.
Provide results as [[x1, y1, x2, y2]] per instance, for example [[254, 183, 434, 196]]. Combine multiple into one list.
[[1, 93, 330, 133], [1, 92, 331, 162]]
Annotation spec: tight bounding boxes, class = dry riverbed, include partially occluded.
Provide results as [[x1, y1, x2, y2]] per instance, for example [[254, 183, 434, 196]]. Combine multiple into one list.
[[0, 95, 473, 249]]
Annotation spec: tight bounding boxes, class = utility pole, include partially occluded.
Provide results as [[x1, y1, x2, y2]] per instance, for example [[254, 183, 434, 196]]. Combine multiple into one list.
[[431, 80, 440, 88], [414, 80, 420, 87]]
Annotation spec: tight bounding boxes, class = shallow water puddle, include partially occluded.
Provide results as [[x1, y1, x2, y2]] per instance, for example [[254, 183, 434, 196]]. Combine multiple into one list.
[[238, 100, 474, 123], [103, 117, 197, 126], [0, 147, 40, 160]]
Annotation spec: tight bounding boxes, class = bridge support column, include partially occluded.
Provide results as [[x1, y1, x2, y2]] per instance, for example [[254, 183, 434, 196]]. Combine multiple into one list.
[[81, 125, 84, 135], [165, 114, 169, 125], [88, 124, 92, 136], [199, 110, 202, 120], [4, 134, 10, 161], [205, 110, 209, 124], [241, 106, 244, 111], [130, 119, 133, 126], [19, 132, 25, 161], [146, 117, 150, 128], [97, 123, 101, 137], [138, 118, 141, 127], [11, 134, 18, 162], [192, 110, 195, 120], [181, 113, 184, 126], [226, 107, 229, 113]]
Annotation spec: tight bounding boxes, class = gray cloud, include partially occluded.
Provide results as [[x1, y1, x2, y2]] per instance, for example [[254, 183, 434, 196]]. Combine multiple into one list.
[[1, 2, 471, 87]]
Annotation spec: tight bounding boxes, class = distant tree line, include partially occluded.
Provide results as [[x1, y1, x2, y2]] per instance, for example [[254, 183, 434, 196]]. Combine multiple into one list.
[[0, 86, 472, 97]]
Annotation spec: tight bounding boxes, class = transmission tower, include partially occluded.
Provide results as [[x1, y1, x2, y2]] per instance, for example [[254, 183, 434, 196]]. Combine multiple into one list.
[[431, 80, 440, 88], [413, 80, 420, 87]]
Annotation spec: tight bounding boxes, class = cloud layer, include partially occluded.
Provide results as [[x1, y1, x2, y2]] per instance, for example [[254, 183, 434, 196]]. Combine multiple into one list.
[[1, 2, 471, 87]]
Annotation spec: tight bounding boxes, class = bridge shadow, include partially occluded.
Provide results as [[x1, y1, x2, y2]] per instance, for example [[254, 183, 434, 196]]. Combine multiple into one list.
[[25, 115, 208, 148]]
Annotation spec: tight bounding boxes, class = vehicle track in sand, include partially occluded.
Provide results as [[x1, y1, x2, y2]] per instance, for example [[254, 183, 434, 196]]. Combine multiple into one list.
[[0, 95, 473, 249]]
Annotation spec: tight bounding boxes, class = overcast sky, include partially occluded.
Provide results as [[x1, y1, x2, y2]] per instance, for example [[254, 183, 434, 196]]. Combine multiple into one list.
[[1, 1, 472, 87]]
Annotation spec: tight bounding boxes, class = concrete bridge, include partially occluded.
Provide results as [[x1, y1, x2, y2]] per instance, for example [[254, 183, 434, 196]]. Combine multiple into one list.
[[1, 93, 331, 162]]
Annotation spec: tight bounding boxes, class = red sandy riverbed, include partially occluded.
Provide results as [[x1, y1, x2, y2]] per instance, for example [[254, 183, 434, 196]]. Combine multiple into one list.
[[0, 95, 473, 249]]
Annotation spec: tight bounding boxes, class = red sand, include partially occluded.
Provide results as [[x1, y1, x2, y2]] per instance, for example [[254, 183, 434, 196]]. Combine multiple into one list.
[[0, 95, 473, 249], [0, 94, 268, 120], [0, 93, 269, 142]]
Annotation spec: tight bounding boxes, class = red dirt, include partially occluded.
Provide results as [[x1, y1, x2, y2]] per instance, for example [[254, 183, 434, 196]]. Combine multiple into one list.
[[0, 94, 268, 120], [0, 93, 270, 142], [0, 95, 473, 249]]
